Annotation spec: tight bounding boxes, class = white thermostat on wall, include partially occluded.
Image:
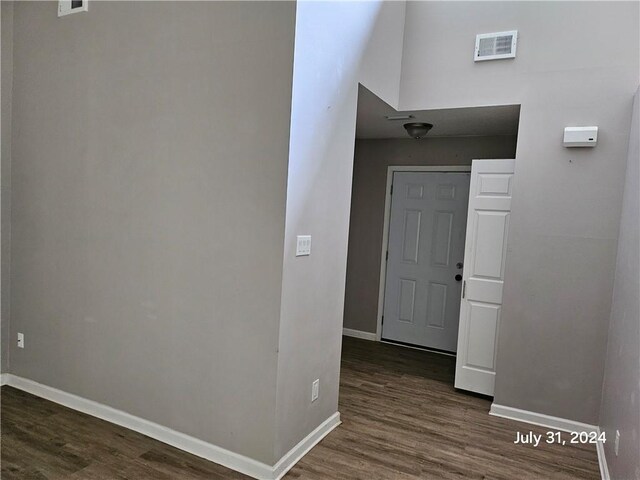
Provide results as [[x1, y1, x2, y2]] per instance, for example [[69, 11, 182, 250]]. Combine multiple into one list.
[[59, 0, 88, 17], [563, 126, 598, 147]]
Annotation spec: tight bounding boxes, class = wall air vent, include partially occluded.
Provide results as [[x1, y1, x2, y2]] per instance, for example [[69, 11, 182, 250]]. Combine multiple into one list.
[[474, 31, 517, 62], [58, 0, 88, 17]]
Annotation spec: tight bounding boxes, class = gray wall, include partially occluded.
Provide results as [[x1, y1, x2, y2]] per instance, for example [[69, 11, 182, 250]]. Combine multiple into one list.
[[343, 136, 517, 334], [8, 1, 294, 464], [1, 1, 13, 373], [5, 0, 408, 466], [600, 86, 639, 480], [274, 1, 406, 459], [400, 1, 639, 425]]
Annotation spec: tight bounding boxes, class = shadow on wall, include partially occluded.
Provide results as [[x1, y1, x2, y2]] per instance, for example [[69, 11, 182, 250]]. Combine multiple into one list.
[[275, 0, 406, 462]]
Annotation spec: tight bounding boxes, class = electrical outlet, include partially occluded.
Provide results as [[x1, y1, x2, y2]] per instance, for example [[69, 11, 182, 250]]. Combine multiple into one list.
[[615, 430, 620, 456], [296, 235, 312, 257], [17, 333, 25, 349], [311, 379, 319, 402]]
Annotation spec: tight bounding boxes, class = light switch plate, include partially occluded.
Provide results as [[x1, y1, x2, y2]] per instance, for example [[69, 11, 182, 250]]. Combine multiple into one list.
[[296, 235, 311, 256], [311, 379, 319, 402], [17, 332, 25, 349]]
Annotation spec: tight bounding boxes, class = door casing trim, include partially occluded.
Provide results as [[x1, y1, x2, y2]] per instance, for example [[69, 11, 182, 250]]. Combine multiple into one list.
[[375, 165, 472, 342]]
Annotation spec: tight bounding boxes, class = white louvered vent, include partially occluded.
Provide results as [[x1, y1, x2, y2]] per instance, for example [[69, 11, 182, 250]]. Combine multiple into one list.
[[474, 31, 518, 62], [58, 0, 88, 17]]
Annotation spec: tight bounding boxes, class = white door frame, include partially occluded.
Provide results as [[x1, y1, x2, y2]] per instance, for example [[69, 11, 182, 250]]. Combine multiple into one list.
[[375, 165, 472, 341]]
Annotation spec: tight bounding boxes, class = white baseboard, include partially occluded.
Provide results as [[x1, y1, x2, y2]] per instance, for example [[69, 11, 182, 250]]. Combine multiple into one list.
[[490, 403, 599, 433], [5, 375, 273, 478], [272, 412, 341, 480], [490, 403, 609, 480], [0, 373, 8, 386], [596, 434, 610, 480], [4, 374, 340, 480], [342, 328, 377, 341]]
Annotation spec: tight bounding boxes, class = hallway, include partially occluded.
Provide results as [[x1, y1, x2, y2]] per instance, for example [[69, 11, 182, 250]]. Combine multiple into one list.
[[289, 338, 600, 479]]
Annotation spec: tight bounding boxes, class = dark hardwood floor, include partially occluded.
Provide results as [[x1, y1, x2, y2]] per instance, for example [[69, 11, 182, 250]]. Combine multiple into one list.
[[1, 337, 600, 479]]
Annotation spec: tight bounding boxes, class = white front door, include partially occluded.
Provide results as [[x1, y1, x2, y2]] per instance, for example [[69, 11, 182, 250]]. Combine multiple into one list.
[[382, 171, 470, 352], [455, 159, 515, 396]]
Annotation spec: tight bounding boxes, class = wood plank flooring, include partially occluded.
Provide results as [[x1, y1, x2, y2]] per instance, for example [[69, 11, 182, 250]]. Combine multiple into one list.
[[1, 337, 600, 479]]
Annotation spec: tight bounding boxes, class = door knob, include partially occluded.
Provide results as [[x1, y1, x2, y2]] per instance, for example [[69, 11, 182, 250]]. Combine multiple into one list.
[[455, 274, 462, 281], [456, 262, 463, 269]]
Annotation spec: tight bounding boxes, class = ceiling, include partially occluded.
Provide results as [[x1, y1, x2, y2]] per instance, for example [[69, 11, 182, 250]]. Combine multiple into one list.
[[356, 85, 520, 139]]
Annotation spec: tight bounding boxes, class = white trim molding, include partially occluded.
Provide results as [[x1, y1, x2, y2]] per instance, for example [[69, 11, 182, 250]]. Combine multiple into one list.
[[3, 374, 340, 480], [490, 403, 599, 433], [0, 373, 8, 386], [342, 328, 377, 341], [490, 403, 609, 480], [376, 165, 472, 341], [272, 413, 341, 480], [596, 436, 610, 480]]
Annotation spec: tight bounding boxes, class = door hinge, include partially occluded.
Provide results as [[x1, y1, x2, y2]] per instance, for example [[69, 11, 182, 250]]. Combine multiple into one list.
[[390, 185, 393, 195], [381, 315, 384, 325], [462, 280, 466, 299], [385, 251, 389, 261]]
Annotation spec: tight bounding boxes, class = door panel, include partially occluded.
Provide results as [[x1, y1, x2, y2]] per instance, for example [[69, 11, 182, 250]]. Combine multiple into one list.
[[426, 282, 447, 328], [382, 171, 471, 352], [402, 210, 422, 263], [478, 174, 513, 196], [465, 302, 500, 370], [431, 211, 454, 267], [398, 279, 417, 323], [472, 211, 509, 278], [455, 159, 515, 396]]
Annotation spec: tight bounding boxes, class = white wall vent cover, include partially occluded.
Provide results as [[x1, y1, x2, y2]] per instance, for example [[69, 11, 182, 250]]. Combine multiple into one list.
[[59, 0, 88, 17], [474, 31, 517, 61]]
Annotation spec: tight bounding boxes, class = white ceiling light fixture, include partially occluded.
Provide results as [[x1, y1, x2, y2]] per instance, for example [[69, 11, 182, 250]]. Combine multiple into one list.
[[404, 122, 433, 139]]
